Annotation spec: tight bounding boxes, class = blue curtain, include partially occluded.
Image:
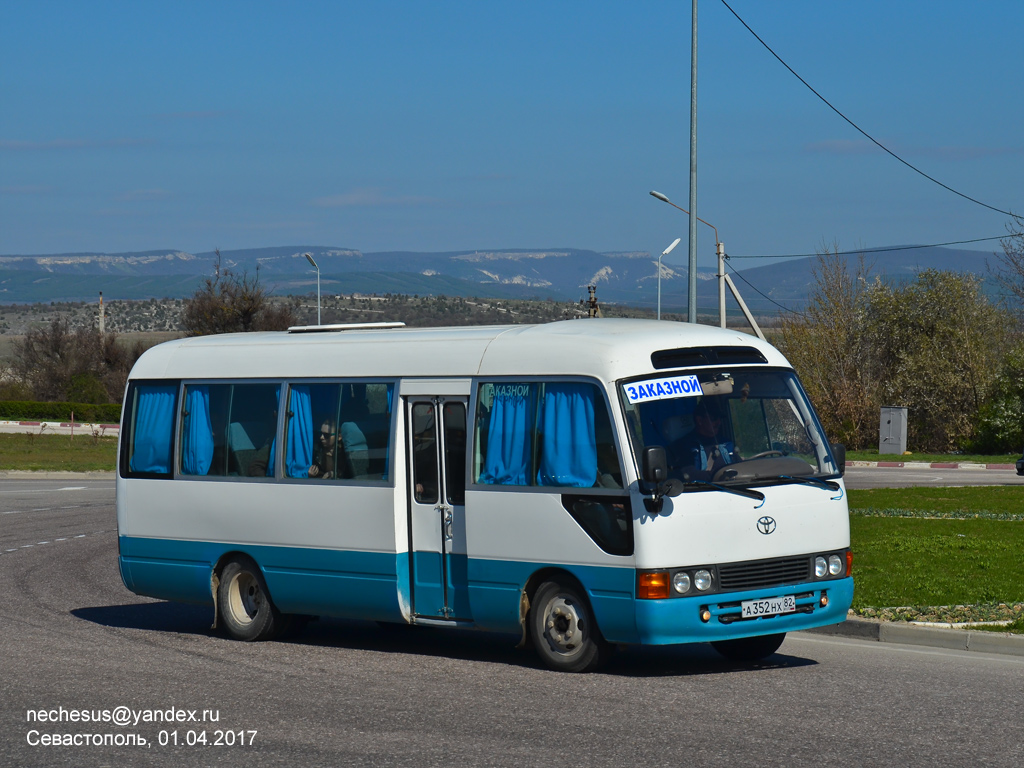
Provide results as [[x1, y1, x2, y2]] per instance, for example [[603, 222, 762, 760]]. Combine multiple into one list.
[[286, 386, 313, 478], [266, 437, 277, 477], [129, 384, 177, 474], [182, 385, 214, 475], [479, 385, 535, 485], [537, 384, 597, 487]]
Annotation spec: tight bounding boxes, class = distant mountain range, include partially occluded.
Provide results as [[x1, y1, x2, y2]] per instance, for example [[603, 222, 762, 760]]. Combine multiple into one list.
[[0, 244, 1004, 313]]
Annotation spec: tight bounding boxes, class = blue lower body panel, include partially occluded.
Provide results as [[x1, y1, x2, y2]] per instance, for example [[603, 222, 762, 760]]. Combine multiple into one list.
[[120, 535, 851, 647], [119, 536, 405, 622], [634, 577, 854, 644], [466, 558, 637, 642]]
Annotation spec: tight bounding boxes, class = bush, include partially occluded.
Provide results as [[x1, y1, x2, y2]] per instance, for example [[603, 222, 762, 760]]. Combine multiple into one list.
[[0, 401, 121, 424], [969, 342, 1024, 453]]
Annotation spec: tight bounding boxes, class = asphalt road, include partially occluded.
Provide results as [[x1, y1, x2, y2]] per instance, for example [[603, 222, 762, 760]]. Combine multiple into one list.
[[844, 465, 1024, 489], [3, 478, 1023, 767]]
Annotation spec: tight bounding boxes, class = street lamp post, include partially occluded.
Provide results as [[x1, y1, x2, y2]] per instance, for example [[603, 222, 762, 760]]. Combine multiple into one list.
[[658, 237, 681, 320], [304, 252, 320, 326], [649, 190, 766, 340], [650, 190, 718, 323]]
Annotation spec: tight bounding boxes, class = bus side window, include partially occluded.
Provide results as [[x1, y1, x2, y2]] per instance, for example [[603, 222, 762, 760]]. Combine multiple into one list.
[[412, 402, 438, 503], [285, 382, 394, 482], [474, 381, 621, 490], [181, 383, 280, 477], [123, 381, 178, 478]]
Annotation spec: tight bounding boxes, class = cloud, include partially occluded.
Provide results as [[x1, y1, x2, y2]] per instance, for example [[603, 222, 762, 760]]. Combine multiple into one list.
[[312, 187, 439, 208], [0, 138, 153, 151]]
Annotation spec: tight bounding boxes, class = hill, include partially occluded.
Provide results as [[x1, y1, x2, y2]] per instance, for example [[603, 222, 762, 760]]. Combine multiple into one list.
[[0, 244, 1004, 312]]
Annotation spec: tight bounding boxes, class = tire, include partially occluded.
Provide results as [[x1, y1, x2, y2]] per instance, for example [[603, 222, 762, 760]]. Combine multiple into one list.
[[529, 579, 611, 673], [218, 557, 287, 641], [712, 632, 786, 662]]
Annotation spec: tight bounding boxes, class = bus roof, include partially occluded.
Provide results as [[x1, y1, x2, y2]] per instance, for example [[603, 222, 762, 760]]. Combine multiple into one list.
[[128, 319, 792, 382]]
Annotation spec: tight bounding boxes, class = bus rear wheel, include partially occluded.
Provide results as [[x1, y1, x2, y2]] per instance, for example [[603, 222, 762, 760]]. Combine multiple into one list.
[[529, 580, 611, 673], [218, 558, 287, 641], [711, 632, 786, 662]]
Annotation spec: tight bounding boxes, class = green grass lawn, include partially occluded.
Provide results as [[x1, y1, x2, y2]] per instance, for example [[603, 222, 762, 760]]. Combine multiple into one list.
[[848, 486, 1024, 518], [847, 487, 1024, 629], [0, 432, 118, 472]]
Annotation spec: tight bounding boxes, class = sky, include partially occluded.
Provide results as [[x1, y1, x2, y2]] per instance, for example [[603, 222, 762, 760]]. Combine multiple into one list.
[[1, 1, 1022, 273]]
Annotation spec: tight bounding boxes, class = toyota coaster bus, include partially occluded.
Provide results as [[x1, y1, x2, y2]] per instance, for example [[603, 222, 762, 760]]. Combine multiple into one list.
[[116, 319, 853, 672]]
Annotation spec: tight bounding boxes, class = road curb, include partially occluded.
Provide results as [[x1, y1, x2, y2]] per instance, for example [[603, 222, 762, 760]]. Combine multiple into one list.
[[0, 470, 115, 479], [802, 617, 1024, 656], [847, 460, 1017, 470]]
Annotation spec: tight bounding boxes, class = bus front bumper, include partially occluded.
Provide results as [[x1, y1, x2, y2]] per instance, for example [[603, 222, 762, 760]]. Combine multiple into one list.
[[634, 577, 854, 645]]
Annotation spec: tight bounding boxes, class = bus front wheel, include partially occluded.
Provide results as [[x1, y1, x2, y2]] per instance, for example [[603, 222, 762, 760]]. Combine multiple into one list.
[[711, 632, 786, 662], [218, 558, 287, 641], [529, 580, 611, 673]]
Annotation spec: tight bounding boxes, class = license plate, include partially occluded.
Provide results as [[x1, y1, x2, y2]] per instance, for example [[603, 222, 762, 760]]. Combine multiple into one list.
[[741, 595, 796, 618]]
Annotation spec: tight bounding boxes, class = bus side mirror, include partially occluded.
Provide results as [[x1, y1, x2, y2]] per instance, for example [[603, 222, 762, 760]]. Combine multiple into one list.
[[831, 444, 846, 477], [642, 446, 668, 484]]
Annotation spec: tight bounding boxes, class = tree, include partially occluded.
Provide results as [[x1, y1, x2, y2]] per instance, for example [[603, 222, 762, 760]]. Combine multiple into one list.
[[990, 215, 1024, 325], [779, 245, 878, 448], [863, 269, 1011, 453], [970, 342, 1024, 453], [181, 250, 295, 336], [11, 317, 145, 403]]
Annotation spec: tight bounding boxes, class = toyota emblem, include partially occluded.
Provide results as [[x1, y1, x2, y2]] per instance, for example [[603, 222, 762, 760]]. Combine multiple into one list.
[[757, 516, 777, 535]]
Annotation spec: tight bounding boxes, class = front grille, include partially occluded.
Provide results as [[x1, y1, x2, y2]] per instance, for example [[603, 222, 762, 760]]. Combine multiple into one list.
[[718, 557, 810, 591]]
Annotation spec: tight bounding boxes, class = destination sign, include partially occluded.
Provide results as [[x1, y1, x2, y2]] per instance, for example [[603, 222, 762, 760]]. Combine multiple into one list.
[[623, 374, 704, 404]]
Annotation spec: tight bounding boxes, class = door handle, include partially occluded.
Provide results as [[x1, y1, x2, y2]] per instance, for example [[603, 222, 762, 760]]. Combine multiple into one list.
[[441, 505, 454, 541]]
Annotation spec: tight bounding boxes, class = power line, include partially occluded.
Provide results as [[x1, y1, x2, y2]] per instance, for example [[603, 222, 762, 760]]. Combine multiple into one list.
[[729, 234, 1008, 260], [724, 261, 808, 317], [719, 0, 1017, 218]]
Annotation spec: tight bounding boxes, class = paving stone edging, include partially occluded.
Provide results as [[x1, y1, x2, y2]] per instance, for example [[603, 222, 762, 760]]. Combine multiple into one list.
[[847, 460, 1018, 470], [803, 617, 1024, 657]]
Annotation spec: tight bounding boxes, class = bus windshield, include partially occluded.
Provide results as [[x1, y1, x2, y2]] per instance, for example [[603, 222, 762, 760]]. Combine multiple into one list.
[[620, 368, 839, 486]]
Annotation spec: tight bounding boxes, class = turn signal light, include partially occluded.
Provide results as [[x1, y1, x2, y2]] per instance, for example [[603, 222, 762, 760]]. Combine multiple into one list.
[[846, 550, 854, 576], [638, 572, 670, 599]]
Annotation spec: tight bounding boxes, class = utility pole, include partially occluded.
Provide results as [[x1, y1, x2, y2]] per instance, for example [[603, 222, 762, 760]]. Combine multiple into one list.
[[687, 0, 699, 324]]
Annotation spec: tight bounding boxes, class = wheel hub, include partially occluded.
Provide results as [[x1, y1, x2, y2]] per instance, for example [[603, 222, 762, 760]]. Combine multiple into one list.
[[544, 596, 583, 653]]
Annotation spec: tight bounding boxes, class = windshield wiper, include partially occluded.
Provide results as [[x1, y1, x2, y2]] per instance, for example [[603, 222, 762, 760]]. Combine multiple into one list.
[[778, 475, 840, 491], [685, 480, 765, 506], [778, 475, 844, 500]]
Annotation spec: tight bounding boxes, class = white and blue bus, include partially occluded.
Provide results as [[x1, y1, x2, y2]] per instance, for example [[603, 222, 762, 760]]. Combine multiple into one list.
[[117, 319, 852, 672]]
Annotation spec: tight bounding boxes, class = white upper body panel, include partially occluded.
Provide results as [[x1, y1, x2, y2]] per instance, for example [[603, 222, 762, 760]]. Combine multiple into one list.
[[127, 319, 790, 383]]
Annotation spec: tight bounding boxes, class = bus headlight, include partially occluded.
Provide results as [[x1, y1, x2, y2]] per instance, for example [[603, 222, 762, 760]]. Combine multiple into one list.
[[815, 556, 827, 578], [672, 571, 691, 594], [694, 569, 713, 591], [828, 554, 844, 576]]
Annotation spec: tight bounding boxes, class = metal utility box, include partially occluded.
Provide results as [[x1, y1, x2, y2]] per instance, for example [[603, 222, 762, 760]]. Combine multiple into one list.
[[879, 406, 908, 455]]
